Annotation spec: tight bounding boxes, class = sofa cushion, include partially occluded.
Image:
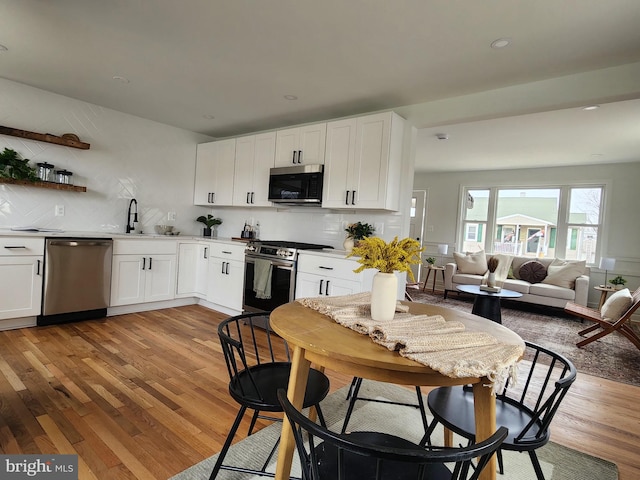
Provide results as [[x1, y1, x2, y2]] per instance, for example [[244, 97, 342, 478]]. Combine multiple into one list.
[[601, 288, 632, 321], [452, 273, 483, 286], [541, 259, 586, 289], [529, 283, 576, 300], [518, 260, 547, 284], [453, 251, 488, 275], [502, 279, 531, 294]]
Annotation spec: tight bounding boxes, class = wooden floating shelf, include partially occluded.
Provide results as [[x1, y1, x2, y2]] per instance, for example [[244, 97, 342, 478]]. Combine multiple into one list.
[[0, 178, 87, 192], [0, 126, 90, 150]]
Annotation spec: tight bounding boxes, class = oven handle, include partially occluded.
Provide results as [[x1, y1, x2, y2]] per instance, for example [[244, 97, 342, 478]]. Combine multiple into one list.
[[245, 255, 295, 270]]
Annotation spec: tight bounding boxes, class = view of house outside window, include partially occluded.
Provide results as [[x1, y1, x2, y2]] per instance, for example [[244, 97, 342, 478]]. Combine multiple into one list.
[[461, 186, 604, 264]]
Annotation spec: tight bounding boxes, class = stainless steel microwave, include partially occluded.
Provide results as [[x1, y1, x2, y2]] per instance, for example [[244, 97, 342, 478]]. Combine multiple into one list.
[[268, 164, 324, 205]]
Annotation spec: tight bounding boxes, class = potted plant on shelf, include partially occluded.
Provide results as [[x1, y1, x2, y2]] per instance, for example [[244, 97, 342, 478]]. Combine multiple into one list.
[[0, 148, 38, 182], [347, 236, 423, 321], [425, 257, 436, 265], [608, 275, 627, 290], [196, 214, 222, 237], [344, 222, 375, 252]]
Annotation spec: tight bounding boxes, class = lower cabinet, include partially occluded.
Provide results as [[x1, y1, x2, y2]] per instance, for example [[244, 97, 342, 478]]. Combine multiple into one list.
[[176, 242, 209, 297], [295, 252, 374, 299], [110, 240, 177, 307], [0, 237, 44, 321], [205, 242, 246, 311]]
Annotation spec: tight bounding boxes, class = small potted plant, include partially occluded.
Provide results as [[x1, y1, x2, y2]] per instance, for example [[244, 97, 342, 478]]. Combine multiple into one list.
[[344, 222, 375, 252], [196, 214, 222, 237], [608, 275, 627, 290], [425, 257, 436, 265], [0, 148, 38, 182]]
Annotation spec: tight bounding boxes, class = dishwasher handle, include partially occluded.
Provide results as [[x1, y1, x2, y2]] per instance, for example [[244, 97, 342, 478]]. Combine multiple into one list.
[[49, 240, 112, 247]]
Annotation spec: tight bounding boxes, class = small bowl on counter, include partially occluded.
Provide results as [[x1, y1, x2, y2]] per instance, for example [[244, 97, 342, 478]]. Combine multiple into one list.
[[154, 225, 174, 235]]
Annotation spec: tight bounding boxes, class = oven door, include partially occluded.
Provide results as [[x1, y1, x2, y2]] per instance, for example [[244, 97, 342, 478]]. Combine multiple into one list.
[[243, 256, 296, 313]]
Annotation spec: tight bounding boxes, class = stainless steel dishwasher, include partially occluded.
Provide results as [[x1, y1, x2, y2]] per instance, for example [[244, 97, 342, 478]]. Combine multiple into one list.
[[38, 237, 113, 326]]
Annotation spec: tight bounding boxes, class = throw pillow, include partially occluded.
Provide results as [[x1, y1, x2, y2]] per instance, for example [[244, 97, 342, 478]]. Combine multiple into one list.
[[453, 250, 488, 275], [601, 288, 633, 321], [518, 260, 547, 284], [541, 259, 586, 289]]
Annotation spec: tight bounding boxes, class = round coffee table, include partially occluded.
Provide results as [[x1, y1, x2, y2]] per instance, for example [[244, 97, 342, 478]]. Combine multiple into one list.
[[456, 284, 523, 324]]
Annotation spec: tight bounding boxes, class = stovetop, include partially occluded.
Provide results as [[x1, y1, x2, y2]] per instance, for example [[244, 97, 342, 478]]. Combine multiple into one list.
[[255, 240, 333, 249], [245, 240, 333, 259]]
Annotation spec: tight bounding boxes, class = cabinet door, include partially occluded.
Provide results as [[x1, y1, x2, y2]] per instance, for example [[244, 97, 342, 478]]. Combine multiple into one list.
[[144, 255, 176, 303], [193, 139, 236, 206], [207, 258, 243, 310], [295, 272, 327, 299], [298, 123, 326, 165], [0, 256, 43, 320], [275, 127, 300, 167], [111, 255, 146, 306], [177, 243, 208, 297], [324, 277, 362, 297], [323, 118, 357, 208], [233, 135, 256, 205], [251, 132, 276, 206]]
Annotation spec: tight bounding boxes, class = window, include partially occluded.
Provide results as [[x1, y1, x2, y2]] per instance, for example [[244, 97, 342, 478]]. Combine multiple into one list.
[[460, 185, 605, 263]]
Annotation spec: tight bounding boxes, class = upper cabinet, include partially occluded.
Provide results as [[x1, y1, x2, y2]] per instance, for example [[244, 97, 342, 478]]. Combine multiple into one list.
[[275, 123, 326, 167], [193, 138, 236, 206], [233, 132, 276, 207], [323, 112, 405, 211]]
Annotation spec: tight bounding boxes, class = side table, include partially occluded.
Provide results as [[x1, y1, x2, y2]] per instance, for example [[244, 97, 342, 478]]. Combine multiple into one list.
[[422, 265, 445, 293], [594, 285, 616, 310]]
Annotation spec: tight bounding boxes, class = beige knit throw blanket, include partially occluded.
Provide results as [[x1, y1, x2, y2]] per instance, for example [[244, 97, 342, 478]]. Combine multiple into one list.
[[296, 292, 524, 394]]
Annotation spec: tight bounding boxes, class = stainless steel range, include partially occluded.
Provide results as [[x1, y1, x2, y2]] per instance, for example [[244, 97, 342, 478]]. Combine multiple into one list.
[[243, 240, 332, 313]]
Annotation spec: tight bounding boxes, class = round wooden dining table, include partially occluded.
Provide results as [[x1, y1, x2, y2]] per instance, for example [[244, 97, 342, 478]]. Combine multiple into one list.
[[270, 300, 525, 480]]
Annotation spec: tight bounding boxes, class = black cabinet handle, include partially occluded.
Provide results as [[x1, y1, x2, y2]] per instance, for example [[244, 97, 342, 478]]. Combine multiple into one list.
[[292, 151, 297, 164], [4, 245, 27, 249], [345, 191, 350, 205], [204, 247, 208, 259], [222, 251, 232, 255], [319, 279, 324, 295], [246, 192, 250, 204], [298, 150, 302, 163], [325, 280, 330, 295], [225, 262, 230, 275], [142, 257, 146, 270], [148, 257, 152, 270], [351, 190, 356, 205], [221, 261, 225, 274], [250, 192, 254, 204], [318, 266, 334, 270], [37, 259, 41, 275]]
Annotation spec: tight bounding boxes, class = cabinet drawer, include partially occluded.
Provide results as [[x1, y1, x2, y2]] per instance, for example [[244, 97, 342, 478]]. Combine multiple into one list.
[[113, 239, 177, 255], [208, 242, 245, 260], [297, 253, 360, 280], [0, 237, 45, 256]]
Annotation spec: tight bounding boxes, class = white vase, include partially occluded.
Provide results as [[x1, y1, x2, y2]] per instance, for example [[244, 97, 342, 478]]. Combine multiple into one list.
[[371, 272, 398, 322], [487, 272, 496, 288], [343, 237, 355, 253]]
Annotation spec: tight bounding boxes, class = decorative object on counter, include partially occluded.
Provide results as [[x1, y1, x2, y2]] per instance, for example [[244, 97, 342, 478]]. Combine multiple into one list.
[[196, 214, 222, 237], [126, 198, 138, 233], [486, 256, 499, 288], [348, 236, 423, 321], [608, 275, 627, 290], [55, 169, 73, 184], [0, 148, 38, 182], [37, 162, 55, 182], [154, 224, 174, 235], [344, 221, 375, 253], [240, 221, 254, 239]]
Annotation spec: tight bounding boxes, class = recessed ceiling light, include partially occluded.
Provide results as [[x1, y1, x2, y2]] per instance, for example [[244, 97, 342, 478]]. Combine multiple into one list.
[[112, 75, 130, 84], [582, 105, 600, 111], [435, 133, 449, 140], [490, 38, 511, 49], [202, 114, 215, 119], [284, 95, 298, 100]]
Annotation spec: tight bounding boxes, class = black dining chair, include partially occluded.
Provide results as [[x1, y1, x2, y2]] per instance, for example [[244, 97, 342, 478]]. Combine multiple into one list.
[[210, 312, 331, 479], [278, 389, 508, 480], [422, 341, 576, 480]]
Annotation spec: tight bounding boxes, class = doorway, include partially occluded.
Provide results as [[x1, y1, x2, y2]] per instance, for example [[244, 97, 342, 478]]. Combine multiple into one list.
[[409, 190, 427, 285]]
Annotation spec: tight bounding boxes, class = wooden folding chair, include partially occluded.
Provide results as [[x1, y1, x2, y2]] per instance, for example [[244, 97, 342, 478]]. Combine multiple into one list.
[[564, 286, 640, 350]]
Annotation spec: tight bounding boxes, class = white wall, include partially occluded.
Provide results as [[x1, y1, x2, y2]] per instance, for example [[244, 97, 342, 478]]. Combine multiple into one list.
[[414, 162, 640, 304], [0, 79, 411, 248]]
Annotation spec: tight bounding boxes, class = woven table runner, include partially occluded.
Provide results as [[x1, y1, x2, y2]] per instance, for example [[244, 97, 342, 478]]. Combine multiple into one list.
[[297, 292, 524, 394]]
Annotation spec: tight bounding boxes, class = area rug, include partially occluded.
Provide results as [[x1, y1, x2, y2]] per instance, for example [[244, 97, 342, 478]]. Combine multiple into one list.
[[408, 289, 640, 387], [170, 382, 618, 480]]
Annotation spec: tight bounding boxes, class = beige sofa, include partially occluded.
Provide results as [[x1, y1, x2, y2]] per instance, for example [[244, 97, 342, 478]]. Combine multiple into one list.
[[444, 254, 590, 308]]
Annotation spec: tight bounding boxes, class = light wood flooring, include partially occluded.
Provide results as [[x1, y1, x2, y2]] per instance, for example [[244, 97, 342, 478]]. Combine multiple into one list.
[[0, 305, 638, 479]]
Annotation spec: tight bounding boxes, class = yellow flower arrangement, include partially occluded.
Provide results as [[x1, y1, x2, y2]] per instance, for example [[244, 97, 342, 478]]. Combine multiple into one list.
[[347, 236, 424, 282]]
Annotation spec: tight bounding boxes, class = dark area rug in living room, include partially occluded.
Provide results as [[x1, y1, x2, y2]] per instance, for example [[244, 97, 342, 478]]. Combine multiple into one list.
[[408, 288, 640, 387]]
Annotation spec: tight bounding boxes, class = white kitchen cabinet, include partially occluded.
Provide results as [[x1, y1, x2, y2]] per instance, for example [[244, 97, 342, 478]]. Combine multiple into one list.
[[176, 242, 209, 297], [206, 242, 245, 311], [110, 240, 177, 306], [275, 123, 326, 167], [233, 132, 276, 206], [323, 112, 405, 210], [193, 138, 236, 206], [295, 252, 372, 299], [0, 237, 44, 321]]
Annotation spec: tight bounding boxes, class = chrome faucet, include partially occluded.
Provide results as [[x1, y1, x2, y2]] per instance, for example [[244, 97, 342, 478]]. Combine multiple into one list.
[[126, 198, 138, 233]]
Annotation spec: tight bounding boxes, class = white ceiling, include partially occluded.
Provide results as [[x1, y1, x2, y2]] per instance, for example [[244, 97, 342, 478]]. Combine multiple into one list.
[[1, 1, 639, 172]]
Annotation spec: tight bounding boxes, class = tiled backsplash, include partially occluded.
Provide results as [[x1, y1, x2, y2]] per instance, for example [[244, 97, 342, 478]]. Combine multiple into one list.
[[0, 78, 406, 249]]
